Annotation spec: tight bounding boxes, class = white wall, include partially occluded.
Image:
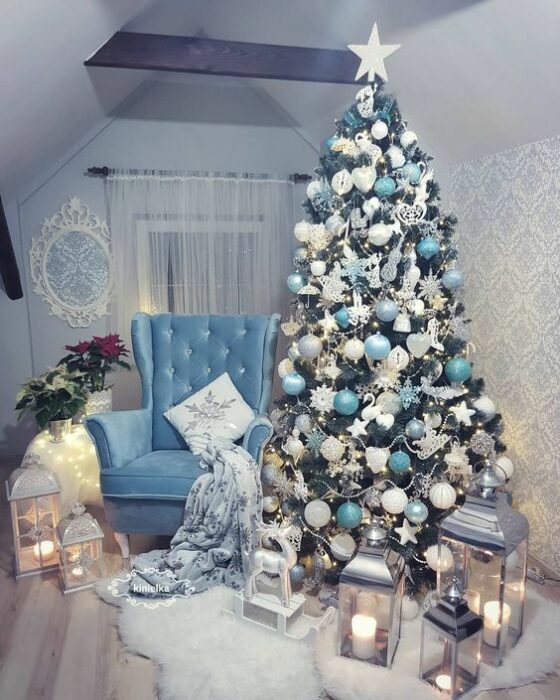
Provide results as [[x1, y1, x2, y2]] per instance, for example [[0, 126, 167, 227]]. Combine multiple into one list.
[[450, 136, 560, 571], [0, 73, 317, 458]]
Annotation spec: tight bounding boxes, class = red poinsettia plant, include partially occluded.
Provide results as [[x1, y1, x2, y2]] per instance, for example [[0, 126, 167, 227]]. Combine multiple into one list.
[[60, 334, 131, 393]]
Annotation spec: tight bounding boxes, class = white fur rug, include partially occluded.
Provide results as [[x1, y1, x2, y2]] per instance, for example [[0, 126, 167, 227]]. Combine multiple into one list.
[[99, 582, 560, 700]]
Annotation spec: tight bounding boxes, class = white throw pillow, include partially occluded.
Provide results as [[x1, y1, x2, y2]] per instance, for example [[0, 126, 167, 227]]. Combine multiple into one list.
[[164, 372, 255, 454]]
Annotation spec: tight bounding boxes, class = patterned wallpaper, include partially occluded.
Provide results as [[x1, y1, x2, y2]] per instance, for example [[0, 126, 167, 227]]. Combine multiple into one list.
[[449, 136, 560, 571]]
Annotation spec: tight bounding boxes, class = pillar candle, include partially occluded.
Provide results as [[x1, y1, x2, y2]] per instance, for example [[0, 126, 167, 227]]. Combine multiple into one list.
[[483, 601, 511, 647], [351, 614, 377, 659]]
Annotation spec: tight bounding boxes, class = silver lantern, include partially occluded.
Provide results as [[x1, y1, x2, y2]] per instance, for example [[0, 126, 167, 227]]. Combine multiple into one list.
[[438, 461, 529, 666], [6, 456, 61, 578], [338, 520, 404, 668], [56, 502, 104, 594], [419, 579, 483, 698]]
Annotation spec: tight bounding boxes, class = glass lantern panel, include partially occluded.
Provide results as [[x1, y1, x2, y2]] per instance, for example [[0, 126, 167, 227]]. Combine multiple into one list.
[[420, 621, 456, 692], [504, 539, 527, 643], [439, 537, 468, 596], [338, 583, 354, 657], [455, 633, 481, 696], [16, 497, 37, 522], [467, 546, 502, 614], [387, 576, 403, 666], [62, 542, 99, 591]]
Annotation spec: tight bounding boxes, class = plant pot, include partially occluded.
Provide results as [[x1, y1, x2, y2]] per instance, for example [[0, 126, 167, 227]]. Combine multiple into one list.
[[84, 388, 113, 416], [48, 418, 73, 443]]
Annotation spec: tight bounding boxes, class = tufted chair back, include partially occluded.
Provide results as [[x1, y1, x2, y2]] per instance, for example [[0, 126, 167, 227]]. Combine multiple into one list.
[[131, 312, 280, 450]]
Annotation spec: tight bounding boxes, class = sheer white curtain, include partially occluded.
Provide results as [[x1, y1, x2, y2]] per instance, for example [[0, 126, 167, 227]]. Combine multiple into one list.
[[106, 171, 295, 343]]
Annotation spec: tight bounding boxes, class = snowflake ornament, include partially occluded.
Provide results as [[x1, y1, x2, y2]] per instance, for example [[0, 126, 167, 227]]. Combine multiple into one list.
[[355, 379, 377, 399], [372, 362, 401, 390], [305, 428, 326, 456], [318, 310, 339, 334], [275, 472, 294, 500], [448, 316, 471, 341], [310, 384, 336, 414], [418, 269, 442, 302], [413, 472, 435, 499], [398, 378, 421, 409]]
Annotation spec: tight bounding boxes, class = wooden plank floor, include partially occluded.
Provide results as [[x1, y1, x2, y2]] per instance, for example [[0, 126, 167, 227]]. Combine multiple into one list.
[[0, 458, 559, 700]]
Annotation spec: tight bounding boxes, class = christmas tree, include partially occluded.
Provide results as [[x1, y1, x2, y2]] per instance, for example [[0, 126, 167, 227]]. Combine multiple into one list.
[[263, 25, 511, 593]]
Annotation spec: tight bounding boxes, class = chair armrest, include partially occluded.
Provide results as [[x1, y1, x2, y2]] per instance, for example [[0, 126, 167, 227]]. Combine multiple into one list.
[[85, 409, 152, 471], [242, 415, 273, 466]]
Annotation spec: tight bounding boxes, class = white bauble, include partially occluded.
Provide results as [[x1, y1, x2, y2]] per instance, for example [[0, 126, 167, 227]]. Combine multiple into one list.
[[326, 213, 345, 234], [351, 165, 376, 193], [371, 120, 389, 140], [425, 412, 442, 428], [306, 180, 323, 199], [377, 390, 401, 416], [425, 544, 454, 572], [294, 220, 311, 242], [381, 487, 408, 514], [386, 145, 406, 168], [310, 260, 327, 277], [496, 455, 514, 480], [263, 495, 280, 513], [376, 413, 395, 430], [429, 481, 457, 510], [473, 396, 496, 421], [368, 222, 392, 246], [277, 358, 294, 379], [330, 533, 357, 561], [387, 345, 409, 371], [409, 299, 425, 316], [331, 169, 353, 196], [320, 436, 346, 462], [344, 338, 365, 361], [365, 446, 389, 473], [304, 499, 331, 528], [401, 595, 420, 621], [284, 431, 304, 460], [400, 130, 418, 149], [295, 413, 313, 434], [362, 197, 380, 218], [298, 334, 323, 359]]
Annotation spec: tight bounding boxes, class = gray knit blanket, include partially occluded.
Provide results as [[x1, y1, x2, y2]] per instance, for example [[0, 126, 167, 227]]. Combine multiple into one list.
[[129, 439, 263, 597]]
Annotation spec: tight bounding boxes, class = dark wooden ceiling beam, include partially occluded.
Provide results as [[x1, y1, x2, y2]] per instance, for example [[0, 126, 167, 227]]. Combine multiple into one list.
[[85, 32, 365, 85]]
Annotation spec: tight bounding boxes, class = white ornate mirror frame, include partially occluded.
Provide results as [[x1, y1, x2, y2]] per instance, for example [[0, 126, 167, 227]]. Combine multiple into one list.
[[30, 197, 113, 328]]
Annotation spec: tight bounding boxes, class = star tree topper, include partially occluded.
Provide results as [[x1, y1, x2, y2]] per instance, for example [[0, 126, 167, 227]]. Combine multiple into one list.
[[348, 23, 400, 82]]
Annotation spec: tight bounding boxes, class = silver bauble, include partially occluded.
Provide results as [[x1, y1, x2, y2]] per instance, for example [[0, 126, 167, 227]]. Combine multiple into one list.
[[263, 495, 280, 513], [261, 462, 280, 487], [377, 390, 401, 416], [304, 499, 331, 528], [295, 413, 314, 434], [298, 334, 323, 359], [344, 337, 365, 361]]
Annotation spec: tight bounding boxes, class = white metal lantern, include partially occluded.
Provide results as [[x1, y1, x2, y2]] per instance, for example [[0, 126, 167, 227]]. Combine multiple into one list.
[[6, 455, 61, 578], [419, 579, 483, 698], [56, 502, 104, 594], [438, 462, 529, 666], [338, 520, 405, 668]]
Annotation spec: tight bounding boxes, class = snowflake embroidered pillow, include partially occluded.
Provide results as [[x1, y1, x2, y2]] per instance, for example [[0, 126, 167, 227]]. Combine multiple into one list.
[[164, 372, 254, 454]]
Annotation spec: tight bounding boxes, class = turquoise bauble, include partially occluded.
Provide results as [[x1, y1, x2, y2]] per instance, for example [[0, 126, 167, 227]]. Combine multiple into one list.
[[364, 333, 391, 360], [417, 236, 440, 260], [442, 269, 465, 290], [405, 418, 425, 439], [388, 451, 411, 473], [334, 389, 359, 415], [374, 176, 396, 198], [376, 299, 399, 323], [290, 563, 306, 584], [444, 357, 472, 383], [282, 372, 306, 395], [287, 272, 306, 293], [404, 500, 429, 524], [336, 501, 363, 529], [334, 306, 350, 329], [401, 162, 422, 184]]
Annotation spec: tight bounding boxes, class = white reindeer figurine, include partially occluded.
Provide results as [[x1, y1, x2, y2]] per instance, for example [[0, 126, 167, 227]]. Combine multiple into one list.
[[245, 523, 298, 607]]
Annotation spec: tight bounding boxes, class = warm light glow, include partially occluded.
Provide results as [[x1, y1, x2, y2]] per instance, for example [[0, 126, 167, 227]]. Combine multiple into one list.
[[435, 674, 452, 692], [351, 614, 377, 659], [33, 540, 55, 563], [71, 565, 86, 579], [483, 601, 511, 647]]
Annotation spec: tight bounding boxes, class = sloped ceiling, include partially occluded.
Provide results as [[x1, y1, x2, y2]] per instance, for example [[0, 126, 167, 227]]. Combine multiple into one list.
[[2, 0, 560, 202]]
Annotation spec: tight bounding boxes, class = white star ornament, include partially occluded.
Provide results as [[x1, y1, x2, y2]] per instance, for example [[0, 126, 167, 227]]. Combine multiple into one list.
[[395, 519, 419, 546], [450, 401, 476, 426], [348, 23, 401, 83]]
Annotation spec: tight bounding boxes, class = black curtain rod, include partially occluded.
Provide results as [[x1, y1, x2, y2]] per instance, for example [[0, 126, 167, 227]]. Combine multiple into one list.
[[86, 167, 311, 183]]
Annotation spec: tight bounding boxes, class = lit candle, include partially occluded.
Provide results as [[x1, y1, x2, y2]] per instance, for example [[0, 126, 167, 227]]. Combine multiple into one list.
[[466, 589, 481, 615], [351, 614, 377, 659], [71, 565, 85, 579], [435, 674, 452, 692], [483, 601, 511, 647], [33, 540, 55, 563]]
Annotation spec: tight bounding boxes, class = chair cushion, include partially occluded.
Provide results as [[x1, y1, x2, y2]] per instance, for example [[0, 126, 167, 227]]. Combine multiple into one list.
[[100, 450, 205, 501], [164, 372, 255, 455]]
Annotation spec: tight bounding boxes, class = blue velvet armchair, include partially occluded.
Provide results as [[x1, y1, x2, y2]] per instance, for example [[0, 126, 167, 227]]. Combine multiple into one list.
[[85, 312, 280, 557]]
